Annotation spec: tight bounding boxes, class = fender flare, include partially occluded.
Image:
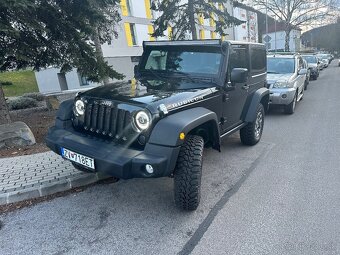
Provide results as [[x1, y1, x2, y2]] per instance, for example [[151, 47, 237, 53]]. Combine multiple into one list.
[[244, 88, 269, 123], [148, 107, 220, 148], [54, 99, 74, 128], [56, 99, 74, 120]]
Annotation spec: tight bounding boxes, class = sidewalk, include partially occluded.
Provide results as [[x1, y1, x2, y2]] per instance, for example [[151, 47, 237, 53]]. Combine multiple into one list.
[[0, 151, 108, 205]]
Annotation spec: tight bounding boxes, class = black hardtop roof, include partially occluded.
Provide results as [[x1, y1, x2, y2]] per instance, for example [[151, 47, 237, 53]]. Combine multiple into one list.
[[143, 39, 265, 48]]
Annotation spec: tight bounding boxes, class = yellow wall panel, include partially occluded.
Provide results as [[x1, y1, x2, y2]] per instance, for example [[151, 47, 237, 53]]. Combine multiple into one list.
[[120, 0, 128, 16], [144, 0, 152, 19], [124, 23, 133, 46], [148, 25, 155, 41]]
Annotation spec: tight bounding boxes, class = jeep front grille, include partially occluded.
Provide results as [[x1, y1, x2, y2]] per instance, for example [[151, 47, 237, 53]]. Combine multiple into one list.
[[81, 101, 133, 139]]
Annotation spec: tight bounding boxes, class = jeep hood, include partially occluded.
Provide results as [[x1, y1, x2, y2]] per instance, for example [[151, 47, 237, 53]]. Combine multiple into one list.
[[78, 80, 214, 114], [267, 73, 293, 84]]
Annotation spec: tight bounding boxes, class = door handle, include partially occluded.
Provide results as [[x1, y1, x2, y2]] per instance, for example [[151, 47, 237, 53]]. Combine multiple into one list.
[[242, 84, 250, 90]]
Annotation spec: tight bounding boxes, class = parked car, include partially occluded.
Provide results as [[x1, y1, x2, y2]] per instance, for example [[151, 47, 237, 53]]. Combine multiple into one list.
[[302, 59, 310, 90], [317, 54, 330, 68], [46, 40, 269, 210], [267, 53, 307, 114], [301, 54, 320, 80]]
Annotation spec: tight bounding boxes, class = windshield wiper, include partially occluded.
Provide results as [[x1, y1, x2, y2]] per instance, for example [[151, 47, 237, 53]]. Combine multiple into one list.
[[170, 71, 197, 83], [267, 71, 279, 74], [141, 69, 166, 81]]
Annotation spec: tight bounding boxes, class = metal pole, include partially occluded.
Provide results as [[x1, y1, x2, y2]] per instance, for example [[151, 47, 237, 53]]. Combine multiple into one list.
[[274, 18, 277, 52], [265, 0, 268, 51]]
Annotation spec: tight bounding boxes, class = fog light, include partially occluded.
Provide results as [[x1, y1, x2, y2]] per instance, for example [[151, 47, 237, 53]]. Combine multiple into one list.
[[138, 135, 146, 145], [145, 164, 154, 174], [282, 94, 287, 99]]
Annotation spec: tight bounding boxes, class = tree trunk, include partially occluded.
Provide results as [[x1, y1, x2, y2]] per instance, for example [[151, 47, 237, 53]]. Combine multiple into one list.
[[93, 30, 110, 85], [188, 0, 197, 40], [0, 85, 11, 125], [285, 29, 291, 52]]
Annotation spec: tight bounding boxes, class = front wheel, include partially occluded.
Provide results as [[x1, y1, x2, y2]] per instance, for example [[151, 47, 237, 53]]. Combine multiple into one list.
[[240, 103, 264, 146], [174, 135, 204, 211], [284, 92, 297, 114]]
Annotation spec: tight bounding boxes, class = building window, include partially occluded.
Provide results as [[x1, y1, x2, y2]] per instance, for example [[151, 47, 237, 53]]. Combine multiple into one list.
[[126, 0, 132, 16], [80, 76, 89, 86], [130, 23, 137, 45]]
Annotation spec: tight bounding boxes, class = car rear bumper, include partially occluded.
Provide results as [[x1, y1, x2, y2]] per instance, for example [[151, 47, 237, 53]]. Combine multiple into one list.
[[46, 124, 180, 179], [269, 88, 296, 105]]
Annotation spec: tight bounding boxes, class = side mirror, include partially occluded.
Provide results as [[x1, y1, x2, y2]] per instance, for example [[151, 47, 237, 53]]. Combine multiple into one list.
[[230, 68, 249, 84], [298, 68, 307, 75]]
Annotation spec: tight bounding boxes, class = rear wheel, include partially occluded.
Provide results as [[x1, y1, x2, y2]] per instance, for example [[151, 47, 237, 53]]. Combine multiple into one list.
[[174, 135, 204, 211], [240, 103, 264, 146]]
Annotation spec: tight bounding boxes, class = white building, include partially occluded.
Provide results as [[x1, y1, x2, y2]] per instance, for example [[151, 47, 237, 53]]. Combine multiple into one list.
[[36, 0, 237, 94], [263, 27, 301, 52], [233, 7, 258, 42]]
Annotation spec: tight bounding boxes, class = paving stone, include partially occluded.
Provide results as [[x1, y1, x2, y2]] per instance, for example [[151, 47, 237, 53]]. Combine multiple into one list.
[[0, 151, 108, 205]]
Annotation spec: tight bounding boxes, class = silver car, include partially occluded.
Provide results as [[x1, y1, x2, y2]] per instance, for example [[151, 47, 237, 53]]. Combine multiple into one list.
[[267, 54, 307, 114]]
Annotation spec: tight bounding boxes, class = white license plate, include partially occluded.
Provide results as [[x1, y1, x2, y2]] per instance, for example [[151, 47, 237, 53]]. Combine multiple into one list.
[[61, 148, 95, 170]]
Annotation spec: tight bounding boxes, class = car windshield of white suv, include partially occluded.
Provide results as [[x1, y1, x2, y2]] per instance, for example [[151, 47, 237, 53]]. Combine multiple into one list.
[[267, 58, 295, 74], [142, 49, 222, 75], [303, 56, 317, 64]]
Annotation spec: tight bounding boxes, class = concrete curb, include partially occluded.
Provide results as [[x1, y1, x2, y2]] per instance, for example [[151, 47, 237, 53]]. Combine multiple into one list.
[[0, 172, 109, 205]]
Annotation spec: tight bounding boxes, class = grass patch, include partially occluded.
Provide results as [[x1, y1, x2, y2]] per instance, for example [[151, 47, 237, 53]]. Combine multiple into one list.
[[0, 70, 39, 97]]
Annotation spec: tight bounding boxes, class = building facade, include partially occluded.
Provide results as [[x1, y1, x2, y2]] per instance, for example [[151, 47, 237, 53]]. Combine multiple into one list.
[[263, 28, 301, 52], [233, 7, 258, 42]]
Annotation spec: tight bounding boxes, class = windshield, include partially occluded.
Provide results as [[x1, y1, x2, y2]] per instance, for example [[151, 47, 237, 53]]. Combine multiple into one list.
[[302, 56, 317, 64], [317, 54, 328, 60], [141, 47, 222, 75], [267, 57, 295, 74]]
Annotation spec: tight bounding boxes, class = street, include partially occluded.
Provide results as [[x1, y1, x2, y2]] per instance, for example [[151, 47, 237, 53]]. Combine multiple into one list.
[[0, 60, 339, 255]]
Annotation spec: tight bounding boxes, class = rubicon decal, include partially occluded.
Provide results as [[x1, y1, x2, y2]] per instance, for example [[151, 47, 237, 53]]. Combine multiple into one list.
[[167, 96, 204, 109]]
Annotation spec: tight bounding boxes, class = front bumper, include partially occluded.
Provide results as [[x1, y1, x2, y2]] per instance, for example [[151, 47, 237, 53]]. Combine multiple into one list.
[[310, 69, 318, 77], [269, 88, 296, 105], [46, 123, 180, 179]]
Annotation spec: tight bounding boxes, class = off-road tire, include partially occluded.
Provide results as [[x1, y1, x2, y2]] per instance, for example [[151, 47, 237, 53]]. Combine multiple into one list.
[[174, 135, 204, 211], [284, 91, 297, 114], [240, 103, 264, 146]]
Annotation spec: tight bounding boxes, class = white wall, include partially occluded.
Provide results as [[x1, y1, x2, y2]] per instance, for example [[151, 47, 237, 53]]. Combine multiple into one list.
[[130, 0, 147, 18], [263, 30, 301, 51], [35, 68, 63, 94], [135, 24, 149, 46]]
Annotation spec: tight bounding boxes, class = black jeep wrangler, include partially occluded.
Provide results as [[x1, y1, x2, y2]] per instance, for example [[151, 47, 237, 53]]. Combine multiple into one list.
[[46, 40, 269, 210]]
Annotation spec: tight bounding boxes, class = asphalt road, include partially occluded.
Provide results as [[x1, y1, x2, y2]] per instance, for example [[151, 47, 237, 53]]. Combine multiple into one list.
[[1, 61, 339, 255]]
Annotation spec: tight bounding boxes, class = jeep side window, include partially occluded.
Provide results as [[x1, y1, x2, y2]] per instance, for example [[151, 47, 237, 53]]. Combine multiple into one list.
[[227, 45, 249, 82], [145, 50, 167, 70], [250, 48, 266, 74]]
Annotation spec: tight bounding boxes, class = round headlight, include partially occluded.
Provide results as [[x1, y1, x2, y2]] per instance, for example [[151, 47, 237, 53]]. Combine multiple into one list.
[[134, 110, 151, 132], [75, 100, 85, 116]]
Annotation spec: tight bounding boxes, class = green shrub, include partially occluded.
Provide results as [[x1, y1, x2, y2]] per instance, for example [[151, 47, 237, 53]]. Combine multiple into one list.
[[8, 97, 38, 110], [22, 92, 45, 101]]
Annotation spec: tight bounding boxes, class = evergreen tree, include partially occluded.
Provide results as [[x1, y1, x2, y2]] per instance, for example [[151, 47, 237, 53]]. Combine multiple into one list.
[[0, 0, 122, 124], [150, 0, 242, 40]]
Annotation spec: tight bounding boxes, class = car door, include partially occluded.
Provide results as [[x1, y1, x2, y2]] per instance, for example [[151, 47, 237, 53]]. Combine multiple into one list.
[[297, 57, 305, 93], [221, 44, 249, 132]]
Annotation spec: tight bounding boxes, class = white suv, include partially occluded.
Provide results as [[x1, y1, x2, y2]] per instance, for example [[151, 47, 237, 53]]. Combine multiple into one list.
[[267, 54, 307, 114]]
